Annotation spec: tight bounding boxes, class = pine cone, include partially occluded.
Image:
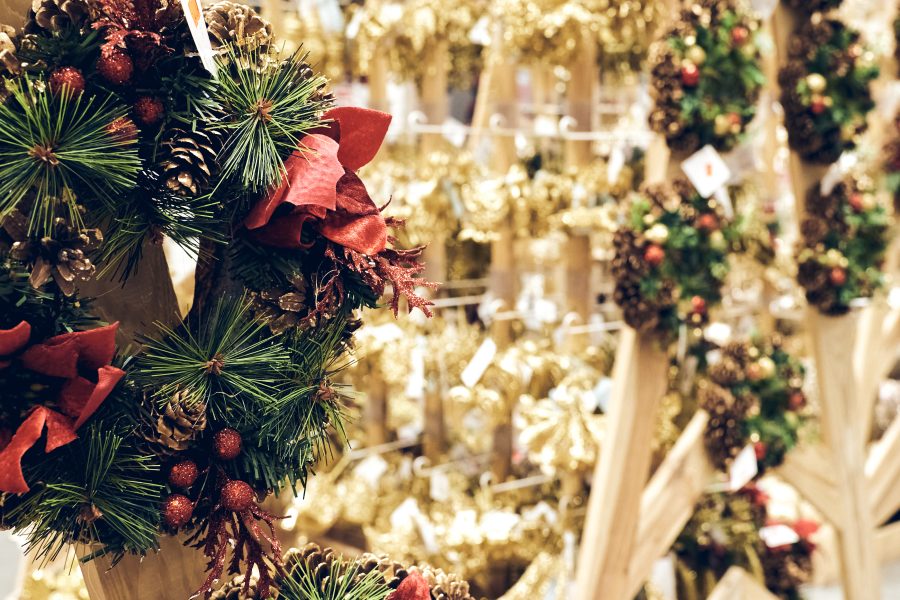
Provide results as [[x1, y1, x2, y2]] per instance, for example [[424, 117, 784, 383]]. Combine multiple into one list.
[[762, 545, 814, 595], [210, 575, 262, 599], [158, 126, 224, 197], [249, 276, 310, 335], [25, 0, 93, 34], [204, 1, 274, 52], [356, 553, 410, 589], [414, 565, 476, 600], [139, 390, 207, 455], [0, 25, 19, 75], [4, 209, 102, 296], [699, 383, 755, 470]]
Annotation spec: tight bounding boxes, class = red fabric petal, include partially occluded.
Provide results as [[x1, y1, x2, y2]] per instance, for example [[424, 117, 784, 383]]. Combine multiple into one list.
[[20, 323, 119, 377], [0, 321, 30, 356], [387, 572, 430, 600], [792, 519, 820, 541], [58, 376, 95, 420], [245, 134, 343, 230], [250, 211, 323, 249], [44, 409, 77, 452], [334, 172, 381, 216], [322, 107, 391, 170], [72, 365, 125, 430], [0, 407, 76, 493], [320, 213, 387, 256], [20, 337, 79, 378]]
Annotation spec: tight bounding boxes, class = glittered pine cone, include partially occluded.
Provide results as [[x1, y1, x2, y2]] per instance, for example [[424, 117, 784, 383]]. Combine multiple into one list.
[[708, 357, 744, 387], [4, 209, 102, 296], [0, 25, 20, 75], [139, 389, 207, 456], [204, 1, 274, 51], [721, 341, 750, 365], [413, 565, 476, 600], [799, 217, 829, 247], [762, 545, 814, 595], [158, 125, 225, 197], [355, 552, 410, 590], [210, 575, 263, 599], [248, 276, 310, 335], [24, 0, 93, 34]]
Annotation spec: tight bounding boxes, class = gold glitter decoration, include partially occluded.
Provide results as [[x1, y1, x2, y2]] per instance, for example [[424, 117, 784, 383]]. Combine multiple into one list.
[[21, 549, 89, 600], [351, 0, 484, 87]]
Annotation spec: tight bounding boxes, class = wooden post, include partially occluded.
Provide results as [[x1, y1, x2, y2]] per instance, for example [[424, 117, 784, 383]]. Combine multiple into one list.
[[563, 41, 598, 324], [707, 567, 778, 600], [78, 536, 207, 600], [574, 328, 669, 598], [368, 52, 391, 113], [365, 372, 389, 446]]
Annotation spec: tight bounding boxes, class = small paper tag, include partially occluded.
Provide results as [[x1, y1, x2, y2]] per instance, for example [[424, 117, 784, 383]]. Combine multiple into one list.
[[607, 145, 626, 185], [404, 338, 426, 399], [682, 145, 731, 199], [729, 444, 759, 491], [181, 0, 218, 77], [759, 524, 800, 548], [461, 338, 497, 388], [469, 15, 492, 46]]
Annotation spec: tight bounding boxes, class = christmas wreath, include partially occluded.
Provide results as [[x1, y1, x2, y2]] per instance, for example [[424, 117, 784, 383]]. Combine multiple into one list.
[[699, 338, 807, 472], [648, 0, 764, 154], [0, 0, 434, 597], [673, 485, 817, 600], [796, 177, 890, 315], [778, 15, 878, 164], [612, 179, 739, 344]]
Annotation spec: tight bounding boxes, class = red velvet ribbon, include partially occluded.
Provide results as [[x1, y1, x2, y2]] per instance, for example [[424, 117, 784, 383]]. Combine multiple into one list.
[[245, 106, 393, 256], [0, 322, 124, 493]]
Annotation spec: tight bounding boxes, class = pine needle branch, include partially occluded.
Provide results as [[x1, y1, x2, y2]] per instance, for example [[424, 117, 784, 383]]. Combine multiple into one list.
[[278, 556, 391, 600]]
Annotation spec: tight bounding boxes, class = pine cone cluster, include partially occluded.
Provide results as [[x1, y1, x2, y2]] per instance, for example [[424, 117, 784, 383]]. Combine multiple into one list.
[[414, 565, 475, 600], [210, 575, 262, 600], [204, 1, 274, 52], [158, 125, 224, 197], [139, 389, 207, 456], [699, 381, 757, 470], [3, 208, 102, 296], [612, 228, 674, 336], [24, 0, 94, 34]]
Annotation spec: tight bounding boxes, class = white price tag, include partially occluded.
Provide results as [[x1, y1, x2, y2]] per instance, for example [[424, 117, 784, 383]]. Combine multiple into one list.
[[461, 338, 497, 388], [429, 469, 451, 502], [729, 444, 759, 491], [180, 0, 217, 77], [404, 338, 426, 399], [469, 15, 492, 46], [759, 524, 800, 548], [681, 145, 731, 199]]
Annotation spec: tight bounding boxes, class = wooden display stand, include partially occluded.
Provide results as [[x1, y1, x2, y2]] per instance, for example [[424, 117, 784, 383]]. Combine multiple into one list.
[[769, 5, 899, 599], [707, 567, 778, 600]]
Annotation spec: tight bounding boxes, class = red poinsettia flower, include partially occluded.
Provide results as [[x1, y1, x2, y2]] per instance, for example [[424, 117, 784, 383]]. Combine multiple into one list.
[[245, 106, 392, 256], [387, 571, 430, 600], [791, 518, 820, 543], [0, 322, 124, 494]]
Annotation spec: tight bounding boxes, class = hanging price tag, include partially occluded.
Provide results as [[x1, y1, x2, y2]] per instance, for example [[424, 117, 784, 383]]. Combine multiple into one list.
[[759, 524, 800, 548], [181, 0, 217, 77], [729, 444, 759, 491], [681, 145, 731, 199], [461, 338, 497, 388]]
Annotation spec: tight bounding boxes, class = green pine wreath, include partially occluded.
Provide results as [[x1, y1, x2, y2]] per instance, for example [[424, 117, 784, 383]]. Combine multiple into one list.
[[649, 0, 764, 154]]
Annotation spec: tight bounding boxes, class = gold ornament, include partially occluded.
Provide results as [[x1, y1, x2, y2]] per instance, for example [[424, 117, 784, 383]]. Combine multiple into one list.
[[805, 72, 827, 94]]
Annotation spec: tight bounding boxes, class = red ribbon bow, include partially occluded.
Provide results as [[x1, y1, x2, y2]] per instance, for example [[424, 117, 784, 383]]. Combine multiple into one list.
[[245, 106, 393, 256], [0, 322, 124, 493]]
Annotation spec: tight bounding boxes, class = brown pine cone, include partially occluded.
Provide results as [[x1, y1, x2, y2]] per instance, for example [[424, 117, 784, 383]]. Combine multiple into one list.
[[699, 383, 756, 470], [708, 357, 744, 387], [139, 389, 207, 456], [159, 126, 224, 196], [356, 552, 410, 589], [249, 276, 310, 335], [210, 575, 263, 599], [4, 209, 102, 296], [414, 565, 476, 600], [24, 0, 93, 33], [0, 25, 19, 75], [204, 1, 274, 52], [762, 545, 814, 595]]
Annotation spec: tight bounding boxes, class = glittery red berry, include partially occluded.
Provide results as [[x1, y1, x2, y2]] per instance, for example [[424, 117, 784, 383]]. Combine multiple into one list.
[[220, 480, 254, 512], [163, 494, 193, 528], [97, 47, 133, 85], [643, 244, 665, 267], [49, 67, 85, 96], [754, 441, 767, 461], [829, 267, 847, 286], [168, 460, 199, 489], [681, 63, 700, 87], [213, 428, 242, 461], [810, 98, 827, 115], [789, 391, 806, 411], [691, 295, 707, 314], [133, 96, 164, 125], [848, 193, 864, 212], [697, 213, 718, 232], [731, 26, 749, 46]]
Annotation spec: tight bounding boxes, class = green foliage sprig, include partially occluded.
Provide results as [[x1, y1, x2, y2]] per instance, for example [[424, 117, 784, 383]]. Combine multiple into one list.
[[0, 76, 140, 236], [796, 177, 889, 314], [778, 17, 878, 164], [212, 46, 330, 192], [612, 179, 739, 345], [649, 2, 764, 154], [278, 555, 391, 600]]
